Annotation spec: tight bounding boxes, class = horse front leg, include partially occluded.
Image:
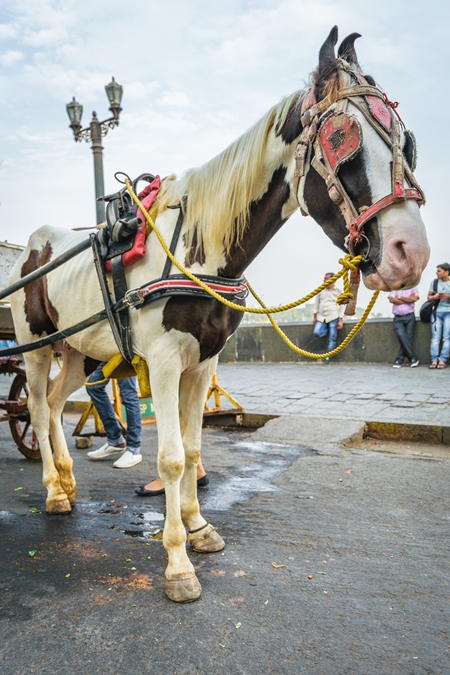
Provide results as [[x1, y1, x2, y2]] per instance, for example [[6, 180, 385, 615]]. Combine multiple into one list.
[[179, 362, 225, 554], [149, 354, 201, 603], [22, 349, 72, 514]]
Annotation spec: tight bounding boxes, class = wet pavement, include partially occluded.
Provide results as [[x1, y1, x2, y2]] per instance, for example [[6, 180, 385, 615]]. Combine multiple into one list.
[[0, 364, 449, 674]]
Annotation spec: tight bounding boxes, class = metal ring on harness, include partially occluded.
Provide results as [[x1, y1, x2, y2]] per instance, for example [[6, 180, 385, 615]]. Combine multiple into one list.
[[114, 171, 132, 185], [357, 233, 371, 262]]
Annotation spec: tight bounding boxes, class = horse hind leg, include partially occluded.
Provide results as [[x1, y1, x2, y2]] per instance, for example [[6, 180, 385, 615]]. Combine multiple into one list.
[[21, 348, 72, 514], [179, 362, 225, 554], [47, 350, 88, 505]]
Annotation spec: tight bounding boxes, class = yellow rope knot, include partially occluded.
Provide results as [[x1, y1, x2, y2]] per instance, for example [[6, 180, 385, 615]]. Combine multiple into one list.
[[336, 253, 363, 305], [338, 254, 362, 272], [337, 291, 354, 305], [124, 179, 379, 359]]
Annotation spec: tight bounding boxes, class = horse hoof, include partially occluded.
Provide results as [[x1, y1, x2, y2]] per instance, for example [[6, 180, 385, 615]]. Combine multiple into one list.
[[46, 496, 72, 515], [188, 524, 225, 553], [165, 574, 202, 603], [60, 483, 76, 504], [67, 490, 77, 505]]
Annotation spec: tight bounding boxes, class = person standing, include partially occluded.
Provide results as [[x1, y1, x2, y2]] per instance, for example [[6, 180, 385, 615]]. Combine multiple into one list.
[[388, 288, 420, 368], [428, 262, 450, 369], [86, 362, 142, 468], [313, 272, 345, 363]]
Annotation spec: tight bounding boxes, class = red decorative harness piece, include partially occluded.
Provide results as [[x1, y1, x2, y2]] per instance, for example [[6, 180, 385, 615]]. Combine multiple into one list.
[[319, 112, 362, 172], [122, 275, 248, 309], [139, 277, 248, 300]]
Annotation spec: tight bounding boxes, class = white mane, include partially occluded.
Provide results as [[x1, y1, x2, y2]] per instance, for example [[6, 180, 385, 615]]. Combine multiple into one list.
[[158, 89, 305, 257]]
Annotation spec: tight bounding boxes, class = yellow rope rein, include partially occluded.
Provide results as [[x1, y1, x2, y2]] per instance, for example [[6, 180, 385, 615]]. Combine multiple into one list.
[[125, 179, 379, 359]]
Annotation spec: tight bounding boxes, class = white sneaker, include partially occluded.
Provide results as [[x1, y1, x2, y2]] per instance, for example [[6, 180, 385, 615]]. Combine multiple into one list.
[[87, 442, 125, 460], [113, 450, 142, 469]]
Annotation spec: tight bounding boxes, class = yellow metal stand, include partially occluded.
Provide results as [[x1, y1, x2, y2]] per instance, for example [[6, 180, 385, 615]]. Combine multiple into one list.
[[204, 373, 243, 414]]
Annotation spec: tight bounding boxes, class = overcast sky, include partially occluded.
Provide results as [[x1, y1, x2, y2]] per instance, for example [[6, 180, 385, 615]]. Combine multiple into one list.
[[0, 0, 448, 317]]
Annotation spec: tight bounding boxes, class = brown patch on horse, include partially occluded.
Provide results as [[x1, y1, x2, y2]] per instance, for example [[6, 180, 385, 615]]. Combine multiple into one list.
[[184, 230, 206, 267], [162, 297, 244, 362], [21, 243, 59, 337], [276, 98, 303, 145], [219, 166, 291, 279]]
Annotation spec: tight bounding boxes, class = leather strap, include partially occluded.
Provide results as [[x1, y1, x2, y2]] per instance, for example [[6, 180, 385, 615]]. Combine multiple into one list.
[[161, 205, 184, 279], [112, 255, 133, 363], [90, 233, 131, 362]]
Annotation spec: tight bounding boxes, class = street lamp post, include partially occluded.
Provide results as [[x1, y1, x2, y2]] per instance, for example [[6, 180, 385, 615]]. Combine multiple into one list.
[[66, 78, 123, 225]]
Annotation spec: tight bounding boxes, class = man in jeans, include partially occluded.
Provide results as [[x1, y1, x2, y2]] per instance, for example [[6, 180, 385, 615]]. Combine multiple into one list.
[[428, 262, 450, 369], [313, 272, 344, 363], [86, 362, 142, 468], [388, 288, 420, 368]]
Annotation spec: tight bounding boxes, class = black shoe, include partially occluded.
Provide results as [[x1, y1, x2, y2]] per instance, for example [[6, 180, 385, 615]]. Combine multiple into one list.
[[197, 474, 209, 488], [392, 360, 403, 368], [134, 485, 165, 496], [410, 359, 419, 368], [135, 474, 209, 497]]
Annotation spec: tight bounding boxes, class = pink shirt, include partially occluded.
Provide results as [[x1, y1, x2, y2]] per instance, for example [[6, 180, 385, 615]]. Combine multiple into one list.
[[389, 288, 419, 316]]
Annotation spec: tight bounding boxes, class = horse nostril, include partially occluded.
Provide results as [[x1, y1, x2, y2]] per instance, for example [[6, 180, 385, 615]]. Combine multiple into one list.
[[394, 240, 408, 263]]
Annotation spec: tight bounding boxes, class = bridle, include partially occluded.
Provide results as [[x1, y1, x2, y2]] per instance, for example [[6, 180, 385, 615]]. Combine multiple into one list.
[[294, 62, 425, 259]]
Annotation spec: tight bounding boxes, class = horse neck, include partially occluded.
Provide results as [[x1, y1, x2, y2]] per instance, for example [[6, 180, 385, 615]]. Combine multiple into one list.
[[216, 97, 305, 279], [218, 163, 298, 279]]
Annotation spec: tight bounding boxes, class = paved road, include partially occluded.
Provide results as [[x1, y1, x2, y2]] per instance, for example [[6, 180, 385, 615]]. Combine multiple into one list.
[[0, 364, 449, 674], [216, 362, 450, 426]]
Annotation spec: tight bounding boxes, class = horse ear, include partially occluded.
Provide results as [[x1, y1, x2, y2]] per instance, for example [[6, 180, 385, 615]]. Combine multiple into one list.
[[317, 26, 338, 79], [337, 33, 361, 65]]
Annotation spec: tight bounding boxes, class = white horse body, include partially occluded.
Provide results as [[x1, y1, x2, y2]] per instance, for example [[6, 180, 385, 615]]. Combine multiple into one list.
[[9, 28, 430, 602]]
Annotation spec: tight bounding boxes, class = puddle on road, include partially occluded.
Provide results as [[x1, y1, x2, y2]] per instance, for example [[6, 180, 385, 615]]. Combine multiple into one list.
[[122, 510, 165, 540], [203, 440, 316, 511], [123, 528, 163, 540]]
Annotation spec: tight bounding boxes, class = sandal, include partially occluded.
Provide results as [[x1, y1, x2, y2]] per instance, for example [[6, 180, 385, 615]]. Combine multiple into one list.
[[429, 361, 438, 369], [437, 361, 446, 369]]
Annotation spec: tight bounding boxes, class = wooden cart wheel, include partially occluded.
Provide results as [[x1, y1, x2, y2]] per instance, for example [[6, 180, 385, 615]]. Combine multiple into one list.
[[8, 373, 41, 460]]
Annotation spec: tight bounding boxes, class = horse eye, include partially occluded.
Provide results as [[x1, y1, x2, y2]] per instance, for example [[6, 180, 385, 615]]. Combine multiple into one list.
[[364, 74, 376, 86], [403, 130, 417, 172]]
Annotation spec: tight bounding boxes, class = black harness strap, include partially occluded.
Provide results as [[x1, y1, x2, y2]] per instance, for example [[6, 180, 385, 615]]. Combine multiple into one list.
[[0, 309, 108, 357], [90, 233, 132, 363], [161, 205, 184, 279], [111, 255, 133, 363]]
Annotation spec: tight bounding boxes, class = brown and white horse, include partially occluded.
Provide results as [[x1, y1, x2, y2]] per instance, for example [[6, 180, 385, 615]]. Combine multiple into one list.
[[9, 28, 429, 602]]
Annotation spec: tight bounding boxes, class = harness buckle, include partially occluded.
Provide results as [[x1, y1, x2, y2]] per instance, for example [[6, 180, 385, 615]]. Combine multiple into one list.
[[122, 288, 145, 308]]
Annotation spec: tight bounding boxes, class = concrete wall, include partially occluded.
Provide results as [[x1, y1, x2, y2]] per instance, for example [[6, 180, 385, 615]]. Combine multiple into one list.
[[219, 318, 433, 364]]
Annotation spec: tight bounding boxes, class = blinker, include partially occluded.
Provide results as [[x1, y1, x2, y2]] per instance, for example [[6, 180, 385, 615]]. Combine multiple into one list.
[[319, 112, 362, 172], [403, 130, 417, 172]]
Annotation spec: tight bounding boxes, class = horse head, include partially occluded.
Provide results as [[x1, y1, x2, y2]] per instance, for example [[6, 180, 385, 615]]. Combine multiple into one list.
[[298, 26, 430, 291]]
